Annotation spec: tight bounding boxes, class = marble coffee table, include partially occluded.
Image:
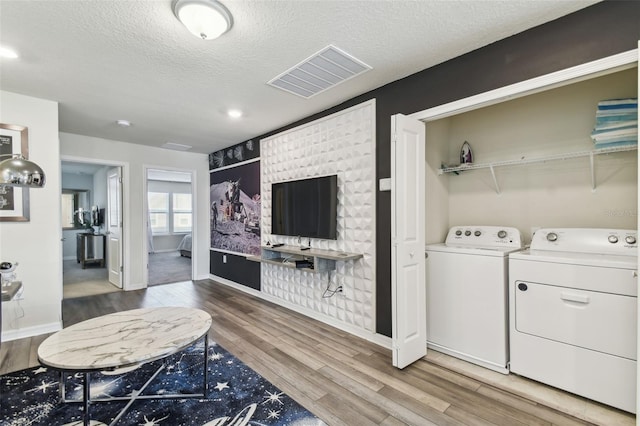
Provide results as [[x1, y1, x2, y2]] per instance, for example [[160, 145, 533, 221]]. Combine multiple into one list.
[[38, 306, 212, 426]]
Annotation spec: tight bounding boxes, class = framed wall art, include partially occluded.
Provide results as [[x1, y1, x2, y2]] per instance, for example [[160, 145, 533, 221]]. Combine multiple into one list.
[[0, 123, 30, 222]]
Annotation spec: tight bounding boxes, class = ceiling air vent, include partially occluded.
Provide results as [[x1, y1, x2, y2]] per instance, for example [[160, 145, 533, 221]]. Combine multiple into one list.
[[161, 142, 192, 151], [268, 45, 372, 99]]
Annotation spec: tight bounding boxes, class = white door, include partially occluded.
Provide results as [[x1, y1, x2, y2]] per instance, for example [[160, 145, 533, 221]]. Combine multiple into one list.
[[107, 168, 123, 288], [391, 113, 426, 369]]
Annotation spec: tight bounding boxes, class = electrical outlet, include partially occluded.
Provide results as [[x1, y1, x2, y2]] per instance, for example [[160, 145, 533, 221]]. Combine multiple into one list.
[[338, 285, 346, 297]]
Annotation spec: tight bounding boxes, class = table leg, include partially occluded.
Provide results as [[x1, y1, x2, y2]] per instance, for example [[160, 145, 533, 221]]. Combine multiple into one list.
[[203, 335, 209, 397], [59, 370, 65, 402], [83, 372, 90, 426]]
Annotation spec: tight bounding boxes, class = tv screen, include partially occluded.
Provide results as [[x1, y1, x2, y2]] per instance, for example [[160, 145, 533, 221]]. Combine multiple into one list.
[[271, 175, 338, 240]]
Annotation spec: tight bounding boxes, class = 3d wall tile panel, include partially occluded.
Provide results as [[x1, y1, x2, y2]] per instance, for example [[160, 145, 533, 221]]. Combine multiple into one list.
[[261, 100, 376, 333]]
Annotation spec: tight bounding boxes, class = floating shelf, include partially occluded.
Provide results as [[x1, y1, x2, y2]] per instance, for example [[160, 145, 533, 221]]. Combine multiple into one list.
[[248, 245, 362, 273], [439, 144, 637, 193]]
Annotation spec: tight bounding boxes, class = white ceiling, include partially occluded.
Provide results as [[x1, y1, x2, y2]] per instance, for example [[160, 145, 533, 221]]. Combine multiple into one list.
[[0, 0, 598, 155]]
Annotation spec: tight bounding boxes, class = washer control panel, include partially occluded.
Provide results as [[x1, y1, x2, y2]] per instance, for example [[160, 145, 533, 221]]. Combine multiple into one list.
[[446, 226, 523, 248], [531, 228, 638, 255]]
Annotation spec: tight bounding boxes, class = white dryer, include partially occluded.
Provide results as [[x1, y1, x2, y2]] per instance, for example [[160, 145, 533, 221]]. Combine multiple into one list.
[[509, 228, 637, 413], [425, 226, 523, 374]]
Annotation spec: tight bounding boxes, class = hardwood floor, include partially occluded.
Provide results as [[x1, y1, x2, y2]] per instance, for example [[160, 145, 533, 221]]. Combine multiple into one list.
[[0, 280, 622, 425]]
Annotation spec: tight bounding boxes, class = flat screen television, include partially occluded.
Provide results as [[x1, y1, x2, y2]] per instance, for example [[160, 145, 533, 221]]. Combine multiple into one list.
[[271, 175, 338, 240]]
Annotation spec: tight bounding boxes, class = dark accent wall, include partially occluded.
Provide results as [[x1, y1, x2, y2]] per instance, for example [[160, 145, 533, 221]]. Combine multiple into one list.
[[210, 250, 261, 290], [211, 1, 640, 337]]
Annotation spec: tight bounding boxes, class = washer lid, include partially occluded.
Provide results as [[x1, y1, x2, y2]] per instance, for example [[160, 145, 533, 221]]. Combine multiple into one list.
[[426, 243, 524, 257]]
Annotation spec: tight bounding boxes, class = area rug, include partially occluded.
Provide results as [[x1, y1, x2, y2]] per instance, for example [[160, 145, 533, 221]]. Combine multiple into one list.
[[0, 340, 326, 426]]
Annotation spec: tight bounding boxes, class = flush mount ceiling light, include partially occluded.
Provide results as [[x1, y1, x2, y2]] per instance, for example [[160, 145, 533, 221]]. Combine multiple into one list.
[[116, 119, 131, 127], [173, 0, 233, 40]]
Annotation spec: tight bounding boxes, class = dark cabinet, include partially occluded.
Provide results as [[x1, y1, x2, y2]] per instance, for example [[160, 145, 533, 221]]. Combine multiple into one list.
[[76, 233, 106, 268]]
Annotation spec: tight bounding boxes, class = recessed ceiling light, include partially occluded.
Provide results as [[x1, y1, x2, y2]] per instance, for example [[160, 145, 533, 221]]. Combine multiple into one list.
[[116, 119, 131, 127], [0, 46, 18, 59], [227, 109, 243, 119]]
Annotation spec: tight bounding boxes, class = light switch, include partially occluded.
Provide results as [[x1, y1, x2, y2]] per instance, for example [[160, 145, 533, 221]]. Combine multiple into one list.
[[379, 178, 391, 191]]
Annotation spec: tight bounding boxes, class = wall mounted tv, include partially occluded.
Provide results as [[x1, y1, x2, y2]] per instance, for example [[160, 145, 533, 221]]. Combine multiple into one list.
[[271, 175, 338, 240]]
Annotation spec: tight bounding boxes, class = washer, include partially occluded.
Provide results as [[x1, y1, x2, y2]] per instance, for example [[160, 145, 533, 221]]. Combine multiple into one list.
[[425, 226, 523, 374], [509, 228, 637, 413]]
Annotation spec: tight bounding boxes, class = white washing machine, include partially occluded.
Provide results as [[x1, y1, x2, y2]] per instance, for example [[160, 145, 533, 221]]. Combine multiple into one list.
[[509, 228, 637, 413], [425, 226, 524, 374]]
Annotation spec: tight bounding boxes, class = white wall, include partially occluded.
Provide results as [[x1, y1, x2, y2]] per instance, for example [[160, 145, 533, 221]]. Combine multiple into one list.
[[0, 91, 61, 340], [60, 133, 210, 288], [259, 100, 377, 334], [427, 68, 638, 243]]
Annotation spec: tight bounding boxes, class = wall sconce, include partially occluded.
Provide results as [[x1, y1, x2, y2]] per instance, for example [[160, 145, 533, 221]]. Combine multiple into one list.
[[0, 154, 46, 188], [173, 0, 233, 40]]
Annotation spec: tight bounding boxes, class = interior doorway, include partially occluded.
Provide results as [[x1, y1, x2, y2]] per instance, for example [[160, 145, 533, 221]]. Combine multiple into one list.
[[61, 160, 123, 299], [145, 168, 193, 286]]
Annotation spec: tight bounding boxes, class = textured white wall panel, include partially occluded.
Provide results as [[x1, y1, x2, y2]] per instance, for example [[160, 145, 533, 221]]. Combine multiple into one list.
[[261, 100, 376, 332]]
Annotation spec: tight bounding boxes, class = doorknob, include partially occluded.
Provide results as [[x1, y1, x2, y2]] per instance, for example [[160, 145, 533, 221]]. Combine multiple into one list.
[[410, 252, 414, 258]]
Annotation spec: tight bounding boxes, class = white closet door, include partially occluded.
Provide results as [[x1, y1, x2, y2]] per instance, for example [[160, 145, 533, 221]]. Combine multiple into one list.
[[107, 167, 123, 288], [391, 113, 426, 369]]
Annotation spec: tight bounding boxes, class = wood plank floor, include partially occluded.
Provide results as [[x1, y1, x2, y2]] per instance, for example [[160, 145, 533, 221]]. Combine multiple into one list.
[[0, 280, 606, 425]]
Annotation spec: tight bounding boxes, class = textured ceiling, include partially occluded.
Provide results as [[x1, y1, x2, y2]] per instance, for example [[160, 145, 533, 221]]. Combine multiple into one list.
[[0, 1, 598, 154]]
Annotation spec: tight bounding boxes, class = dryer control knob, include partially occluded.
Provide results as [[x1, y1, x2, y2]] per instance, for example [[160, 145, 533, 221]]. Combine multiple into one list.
[[474, 230, 481, 237], [464, 230, 471, 236], [608, 235, 619, 244], [455, 230, 462, 236], [546, 232, 558, 242], [497, 230, 507, 239], [626, 236, 636, 244]]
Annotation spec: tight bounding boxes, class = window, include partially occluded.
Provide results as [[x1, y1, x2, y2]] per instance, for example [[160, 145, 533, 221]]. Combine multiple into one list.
[[148, 191, 192, 234], [148, 192, 169, 234], [173, 193, 192, 233]]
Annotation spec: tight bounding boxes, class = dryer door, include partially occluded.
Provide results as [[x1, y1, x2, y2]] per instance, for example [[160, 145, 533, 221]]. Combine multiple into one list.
[[514, 281, 637, 360]]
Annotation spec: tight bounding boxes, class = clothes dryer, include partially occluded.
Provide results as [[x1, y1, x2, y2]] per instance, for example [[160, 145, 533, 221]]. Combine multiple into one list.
[[509, 228, 637, 413], [425, 226, 523, 374]]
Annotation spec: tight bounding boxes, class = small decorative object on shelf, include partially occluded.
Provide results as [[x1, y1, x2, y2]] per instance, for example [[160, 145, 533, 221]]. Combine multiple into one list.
[[460, 141, 473, 164]]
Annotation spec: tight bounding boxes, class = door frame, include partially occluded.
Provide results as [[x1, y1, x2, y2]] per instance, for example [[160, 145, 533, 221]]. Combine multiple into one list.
[[142, 165, 197, 286], [61, 155, 130, 290]]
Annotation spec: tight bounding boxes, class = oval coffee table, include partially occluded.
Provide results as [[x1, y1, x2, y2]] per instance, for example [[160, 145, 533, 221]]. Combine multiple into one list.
[[38, 307, 212, 426]]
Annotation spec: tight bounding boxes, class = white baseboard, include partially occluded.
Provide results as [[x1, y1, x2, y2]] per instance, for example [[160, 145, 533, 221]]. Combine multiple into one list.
[[1, 321, 62, 342], [210, 274, 392, 350]]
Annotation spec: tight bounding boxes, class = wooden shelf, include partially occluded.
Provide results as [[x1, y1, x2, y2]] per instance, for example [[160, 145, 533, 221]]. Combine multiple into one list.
[[247, 245, 363, 273]]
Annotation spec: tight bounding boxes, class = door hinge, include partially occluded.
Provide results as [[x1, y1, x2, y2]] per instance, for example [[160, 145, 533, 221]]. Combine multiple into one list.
[[120, 266, 123, 272]]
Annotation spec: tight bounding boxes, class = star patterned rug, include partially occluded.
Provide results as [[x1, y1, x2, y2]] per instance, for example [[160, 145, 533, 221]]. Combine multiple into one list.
[[0, 340, 326, 425]]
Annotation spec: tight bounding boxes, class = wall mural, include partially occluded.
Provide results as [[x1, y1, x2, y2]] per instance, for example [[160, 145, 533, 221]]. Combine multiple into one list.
[[209, 140, 260, 170], [209, 158, 261, 256]]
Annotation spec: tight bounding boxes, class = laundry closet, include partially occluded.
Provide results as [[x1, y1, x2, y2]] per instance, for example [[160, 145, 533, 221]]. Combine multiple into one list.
[[418, 65, 638, 412], [425, 67, 638, 244]]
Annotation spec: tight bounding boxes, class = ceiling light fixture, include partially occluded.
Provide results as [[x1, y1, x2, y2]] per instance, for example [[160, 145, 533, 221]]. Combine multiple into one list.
[[116, 119, 131, 127], [173, 0, 233, 40]]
